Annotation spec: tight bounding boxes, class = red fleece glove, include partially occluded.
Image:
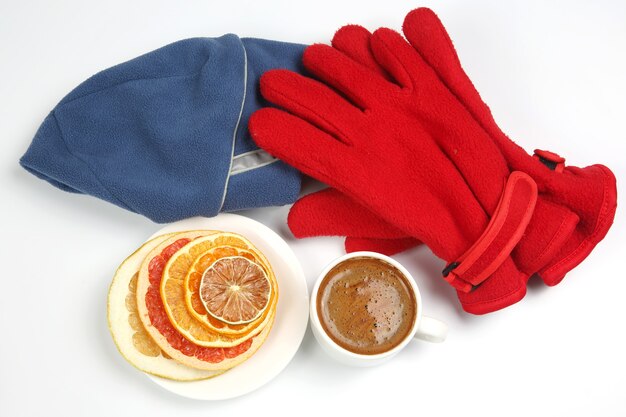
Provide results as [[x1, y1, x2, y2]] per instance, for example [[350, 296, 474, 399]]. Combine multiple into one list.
[[250, 25, 555, 314], [288, 8, 617, 288]]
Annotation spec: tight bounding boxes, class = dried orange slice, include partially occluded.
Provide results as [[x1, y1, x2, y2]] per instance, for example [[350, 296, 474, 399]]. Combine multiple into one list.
[[107, 233, 225, 380], [159, 233, 278, 348], [135, 231, 275, 371], [200, 256, 271, 325], [184, 246, 277, 336]]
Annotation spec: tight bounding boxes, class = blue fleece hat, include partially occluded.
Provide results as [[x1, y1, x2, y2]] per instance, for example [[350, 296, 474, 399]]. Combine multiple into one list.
[[20, 35, 305, 222]]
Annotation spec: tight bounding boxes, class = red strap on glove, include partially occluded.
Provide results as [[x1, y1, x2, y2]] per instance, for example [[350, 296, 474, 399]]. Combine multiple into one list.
[[442, 172, 537, 293]]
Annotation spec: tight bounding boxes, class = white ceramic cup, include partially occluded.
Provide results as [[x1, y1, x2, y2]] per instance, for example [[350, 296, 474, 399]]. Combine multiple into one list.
[[310, 251, 448, 367]]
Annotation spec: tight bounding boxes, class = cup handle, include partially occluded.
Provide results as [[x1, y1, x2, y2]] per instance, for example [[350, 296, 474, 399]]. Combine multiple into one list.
[[414, 316, 448, 343]]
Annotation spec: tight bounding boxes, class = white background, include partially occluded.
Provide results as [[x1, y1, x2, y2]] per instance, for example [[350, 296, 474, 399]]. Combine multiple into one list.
[[1, 0, 625, 416]]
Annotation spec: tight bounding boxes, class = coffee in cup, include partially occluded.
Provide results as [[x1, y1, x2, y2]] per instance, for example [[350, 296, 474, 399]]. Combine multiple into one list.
[[310, 252, 447, 366], [316, 256, 417, 355]]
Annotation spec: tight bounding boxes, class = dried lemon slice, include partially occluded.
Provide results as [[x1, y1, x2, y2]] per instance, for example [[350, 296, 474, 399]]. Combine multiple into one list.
[[184, 246, 276, 336], [200, 256, 271, 325]]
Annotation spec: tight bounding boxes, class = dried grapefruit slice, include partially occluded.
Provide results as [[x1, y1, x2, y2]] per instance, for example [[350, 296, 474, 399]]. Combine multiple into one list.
[[160, 233, 278, 347], [184, 246, 277, 336], [135, 231, 274, 371], [107, 233, 225, 380], [200, 256, 271, 325]]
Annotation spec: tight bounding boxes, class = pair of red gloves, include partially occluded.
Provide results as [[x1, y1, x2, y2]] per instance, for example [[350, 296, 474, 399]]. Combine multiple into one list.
[[249, 8, 617, 314]]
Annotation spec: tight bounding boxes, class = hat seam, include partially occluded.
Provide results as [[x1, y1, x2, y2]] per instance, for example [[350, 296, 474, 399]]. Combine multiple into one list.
[[218, 39, 248, 211], [51, 111, 135, 212]]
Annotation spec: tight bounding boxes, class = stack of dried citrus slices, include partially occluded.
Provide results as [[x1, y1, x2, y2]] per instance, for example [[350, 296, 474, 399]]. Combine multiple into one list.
[[107, 230, 278, 381]]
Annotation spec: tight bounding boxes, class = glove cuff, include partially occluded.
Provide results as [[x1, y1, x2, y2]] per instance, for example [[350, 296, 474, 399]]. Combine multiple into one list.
[[539, 163, 617, 285]]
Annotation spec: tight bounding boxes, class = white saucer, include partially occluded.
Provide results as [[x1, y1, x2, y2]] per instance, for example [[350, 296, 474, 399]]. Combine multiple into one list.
[[144, 214, 309, 400]]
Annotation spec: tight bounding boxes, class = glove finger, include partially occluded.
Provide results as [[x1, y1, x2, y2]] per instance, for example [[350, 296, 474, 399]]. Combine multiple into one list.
[[331, 25, 389, 79], [345, 236, 420, 256], [402, 8, 505, 148], [288, 188, 410, 239], [369, 27, 434, 90], [403, 8, 464, 83], [249, 108, 354, 186], [303, 44, 392, 110], [259, 70, 364, 144]]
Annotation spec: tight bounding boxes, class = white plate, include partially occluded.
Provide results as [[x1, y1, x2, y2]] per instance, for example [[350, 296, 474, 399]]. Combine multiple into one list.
[[144, 214, 309, 400]]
